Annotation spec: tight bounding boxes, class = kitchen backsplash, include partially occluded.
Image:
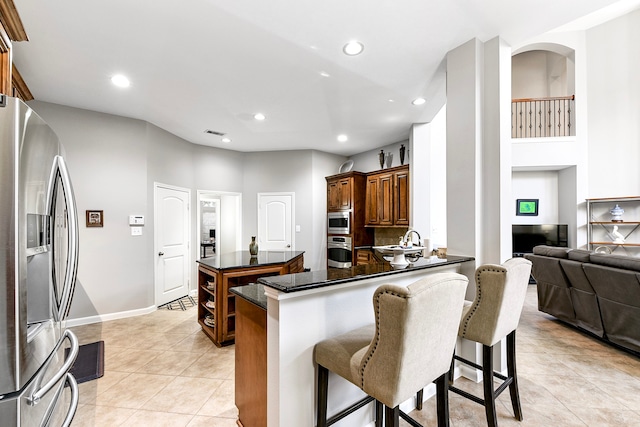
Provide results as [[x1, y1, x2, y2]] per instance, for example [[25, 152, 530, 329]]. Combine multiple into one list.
[[373, 227, 410, 246]]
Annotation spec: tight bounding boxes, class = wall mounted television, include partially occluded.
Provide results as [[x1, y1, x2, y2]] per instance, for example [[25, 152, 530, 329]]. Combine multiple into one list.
[[512, 224, 568, 255], [516, 199, 538, 216]]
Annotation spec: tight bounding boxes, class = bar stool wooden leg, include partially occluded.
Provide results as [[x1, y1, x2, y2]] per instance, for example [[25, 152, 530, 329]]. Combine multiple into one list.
[[376, 400, 384, 427], [507, 331, 523, 421], [385, 405, 400, 427], [317, 365, 329, 427], [435, 372, 450, 427], [482, 345, 498, 427]]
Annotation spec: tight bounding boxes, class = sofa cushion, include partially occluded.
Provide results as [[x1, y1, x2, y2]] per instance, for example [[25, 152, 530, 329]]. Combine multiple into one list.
[[568, 249, 592, 262], [525, 253, 575, 323], [532, 245, 570, 258], [589, 254, 640, 273]]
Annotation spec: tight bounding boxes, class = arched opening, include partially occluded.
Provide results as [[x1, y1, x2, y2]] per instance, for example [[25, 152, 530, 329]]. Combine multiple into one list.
[[511, 43, 576, 138]]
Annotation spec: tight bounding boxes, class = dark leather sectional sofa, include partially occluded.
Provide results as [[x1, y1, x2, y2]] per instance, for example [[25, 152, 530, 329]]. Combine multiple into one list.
[[525, 245, 640, 355]]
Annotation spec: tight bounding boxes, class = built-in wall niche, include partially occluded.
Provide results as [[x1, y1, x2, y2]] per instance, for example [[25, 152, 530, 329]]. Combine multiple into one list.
[[512, 167, 578, 249], [200, 199, 218, 258]]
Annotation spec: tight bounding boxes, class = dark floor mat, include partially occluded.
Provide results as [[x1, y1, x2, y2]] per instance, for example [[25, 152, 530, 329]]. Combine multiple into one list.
[[66, 340, 105, 384]]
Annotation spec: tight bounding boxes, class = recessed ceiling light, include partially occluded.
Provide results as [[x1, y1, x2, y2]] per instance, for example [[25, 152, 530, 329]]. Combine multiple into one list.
[[320, 71, 331, 78], [222, 137, 231, 143], [343, 41, 364, 56], [388, 99, 395, 103], [111, 74, 130, 88], [254, 113, 266, 121], [412, 97, 426, 106], [337, 134, 348, 142]]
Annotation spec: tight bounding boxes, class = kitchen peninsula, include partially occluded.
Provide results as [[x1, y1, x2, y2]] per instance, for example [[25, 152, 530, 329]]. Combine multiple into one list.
[[196, 250, 304, 347], [230, 254, 475, 427]]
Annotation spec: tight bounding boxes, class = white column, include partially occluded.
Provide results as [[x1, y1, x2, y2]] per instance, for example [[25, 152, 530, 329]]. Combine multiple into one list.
[[446, 37, 513, 377]]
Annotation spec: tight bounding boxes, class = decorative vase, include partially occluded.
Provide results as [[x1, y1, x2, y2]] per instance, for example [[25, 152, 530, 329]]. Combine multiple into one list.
[[249, 236, 259, 255], [610, 204, 624, 222], [385, 152, 393, 168], [378, 149, 385, 169], [399, 144, 405, 165]]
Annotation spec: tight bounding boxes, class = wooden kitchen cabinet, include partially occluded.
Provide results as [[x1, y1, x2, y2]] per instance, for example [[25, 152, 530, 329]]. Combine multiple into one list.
[[327, 176, 352, 210], [365, 165, 410, 227], [197, 252, 304, 347]]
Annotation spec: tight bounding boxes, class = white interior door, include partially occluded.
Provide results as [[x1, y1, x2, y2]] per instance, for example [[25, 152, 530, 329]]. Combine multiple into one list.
[[155, 184, 191, 306], [258, 193, 294, 251]]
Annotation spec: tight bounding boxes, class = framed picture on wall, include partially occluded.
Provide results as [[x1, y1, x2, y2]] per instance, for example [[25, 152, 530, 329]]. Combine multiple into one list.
[[516, 199, 538, 216], [86, 210, 104, 227]]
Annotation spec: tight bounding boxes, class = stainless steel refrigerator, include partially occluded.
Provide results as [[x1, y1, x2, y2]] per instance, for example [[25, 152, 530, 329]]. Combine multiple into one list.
[[0, 95, 80, 426]]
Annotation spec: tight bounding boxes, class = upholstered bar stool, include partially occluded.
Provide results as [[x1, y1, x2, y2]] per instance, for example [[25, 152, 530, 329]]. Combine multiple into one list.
[[447, 258, 532, 427], [314, 272, 469, 427]]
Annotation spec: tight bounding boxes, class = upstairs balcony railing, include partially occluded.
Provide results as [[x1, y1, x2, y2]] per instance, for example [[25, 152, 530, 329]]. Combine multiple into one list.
[[512, 95, 575, 138]]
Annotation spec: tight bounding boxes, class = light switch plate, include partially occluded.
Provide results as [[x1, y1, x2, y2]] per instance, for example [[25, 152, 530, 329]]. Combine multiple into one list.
[[129, 215, 145, 225]]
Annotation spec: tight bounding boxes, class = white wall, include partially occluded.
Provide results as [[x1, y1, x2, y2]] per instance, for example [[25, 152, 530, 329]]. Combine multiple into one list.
[[29, 101, 151, 319], [27, 101, 341, 321], [512, 50, 570, 98], [586, 8, 640, 198], [512, 171, 559, 224], [241, 150, 344, 270]]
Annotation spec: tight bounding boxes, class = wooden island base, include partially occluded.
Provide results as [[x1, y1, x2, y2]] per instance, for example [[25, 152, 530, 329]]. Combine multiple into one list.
[[235, 296, 267, 427], [196, 251, 304, 347]]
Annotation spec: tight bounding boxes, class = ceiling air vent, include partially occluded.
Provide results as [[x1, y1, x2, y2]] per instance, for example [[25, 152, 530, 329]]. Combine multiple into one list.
[[204, 130, 226, 136]]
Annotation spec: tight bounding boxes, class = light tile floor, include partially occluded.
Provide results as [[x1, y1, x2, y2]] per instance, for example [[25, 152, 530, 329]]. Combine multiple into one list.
[[69, 285, 640, 426]]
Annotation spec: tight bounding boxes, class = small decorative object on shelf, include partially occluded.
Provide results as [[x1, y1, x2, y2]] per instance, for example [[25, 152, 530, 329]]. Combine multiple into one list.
[[610, 204, 624, 222], [399, 144, 406, 165], [249, 236, 258, 255], [378, 149, 385, 169], [385, 152, 393, 168], [611, 225, 626, 244]]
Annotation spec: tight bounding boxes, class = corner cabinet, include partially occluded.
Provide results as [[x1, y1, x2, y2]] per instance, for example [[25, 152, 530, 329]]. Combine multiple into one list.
[[365, 165, 409, 227], [587, 196, 640, 253], [197, 253, 304, 347]]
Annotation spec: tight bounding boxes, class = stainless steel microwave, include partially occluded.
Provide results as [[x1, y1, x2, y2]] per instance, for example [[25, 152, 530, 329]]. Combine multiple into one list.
[[328, 211, 350, 234]]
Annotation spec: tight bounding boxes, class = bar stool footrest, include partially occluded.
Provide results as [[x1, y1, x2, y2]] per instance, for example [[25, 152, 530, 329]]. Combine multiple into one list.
[[326, 396, 375, 426]]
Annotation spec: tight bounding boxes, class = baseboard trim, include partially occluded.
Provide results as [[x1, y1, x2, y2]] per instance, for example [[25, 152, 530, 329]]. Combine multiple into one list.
[[65, 304, 157, 327]]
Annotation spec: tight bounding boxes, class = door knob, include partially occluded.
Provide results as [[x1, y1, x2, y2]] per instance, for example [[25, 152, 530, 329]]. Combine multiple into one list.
[[158, 252, 164, 256], [286, 244, 291, 248]]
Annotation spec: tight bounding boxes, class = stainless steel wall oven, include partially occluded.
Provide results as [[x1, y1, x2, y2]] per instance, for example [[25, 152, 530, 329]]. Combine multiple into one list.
[[327, 236, 352, 268]]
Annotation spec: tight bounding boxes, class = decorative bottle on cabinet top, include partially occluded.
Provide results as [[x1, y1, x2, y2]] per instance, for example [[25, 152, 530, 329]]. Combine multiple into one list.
[[249, 236, 259, 255]]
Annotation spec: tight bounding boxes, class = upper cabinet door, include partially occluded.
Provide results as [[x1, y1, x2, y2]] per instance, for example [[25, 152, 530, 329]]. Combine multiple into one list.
[[337, 178, 351, 209], [364, 165, 409, 227], [327, 176, 351, 211], [365, 176, 379, 225], [394, 169, 410, 226], [378, 173, 394, 226]]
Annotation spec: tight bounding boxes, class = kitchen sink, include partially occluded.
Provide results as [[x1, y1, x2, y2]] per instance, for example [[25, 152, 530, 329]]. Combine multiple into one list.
[[372, 245, 425, 255]]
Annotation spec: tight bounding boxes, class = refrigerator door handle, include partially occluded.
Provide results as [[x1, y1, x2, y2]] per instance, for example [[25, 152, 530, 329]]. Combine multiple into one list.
[[27, 329, 79, 405], [47, 155, 79, 321], [60, 373, 79, 427], [56, 156, 79, 320]]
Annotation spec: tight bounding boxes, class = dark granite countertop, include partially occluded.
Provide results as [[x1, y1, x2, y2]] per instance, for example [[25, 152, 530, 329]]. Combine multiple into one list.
[[196, 250, 304, 271], [258, 255, 474, 293], [230, 283, 267, 310]]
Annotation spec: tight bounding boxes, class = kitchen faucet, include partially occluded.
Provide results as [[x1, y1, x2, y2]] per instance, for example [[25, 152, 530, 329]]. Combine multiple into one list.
[[403, 229, 421, 246]]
